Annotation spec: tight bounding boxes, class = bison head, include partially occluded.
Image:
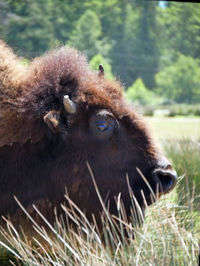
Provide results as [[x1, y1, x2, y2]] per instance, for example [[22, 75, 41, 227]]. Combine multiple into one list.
[[42, 90, 177, 219], [0, 45, 177, 227]]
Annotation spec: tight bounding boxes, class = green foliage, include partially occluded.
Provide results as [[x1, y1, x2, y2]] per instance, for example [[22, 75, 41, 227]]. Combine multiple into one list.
[[1, 1, 200, 103], [110, 1, 159, 88], [89, 54, 113, 79], [0, 0, 10, 40], [166, 104, 200, 117], [125, 78, 156, 105], [157, 2, 200, 59], [5, 1, 55, 57], [20, 58, 29, 66], [156, 54, 200, 103], [141, 104, 200, 117], [68, 10, 110, 59], [132, 1, 159, 89]]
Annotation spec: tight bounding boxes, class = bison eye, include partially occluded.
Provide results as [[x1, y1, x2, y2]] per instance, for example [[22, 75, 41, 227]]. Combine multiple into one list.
[[96, 119, 110, 132], [89, 110, 117, 140]]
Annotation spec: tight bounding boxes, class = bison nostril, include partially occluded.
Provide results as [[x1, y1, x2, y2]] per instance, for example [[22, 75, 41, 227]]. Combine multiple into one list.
[[154, 168, 177, 194]]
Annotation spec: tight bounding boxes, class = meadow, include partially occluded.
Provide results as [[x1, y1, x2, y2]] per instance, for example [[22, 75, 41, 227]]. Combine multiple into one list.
[[147, 116, 200, 141], [0, 117, 200, 265]]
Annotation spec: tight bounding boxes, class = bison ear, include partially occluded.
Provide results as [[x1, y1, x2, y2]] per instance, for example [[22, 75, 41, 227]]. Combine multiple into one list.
[[98, 64, 104, 77], [43, 110, 62, 134]]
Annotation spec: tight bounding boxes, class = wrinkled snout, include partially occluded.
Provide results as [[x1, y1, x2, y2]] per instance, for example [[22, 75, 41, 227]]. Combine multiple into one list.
[[153, 157, 177, 194]]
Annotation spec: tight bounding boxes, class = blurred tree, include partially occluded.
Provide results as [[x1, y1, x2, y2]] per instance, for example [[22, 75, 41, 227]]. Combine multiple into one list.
[[110, 1, 159, 89], [48, 0, 85, 43], [157, 2, 200, 68], [156, 54, 200, 103], [83, 0, 121, 40], [1, 0, 200, 104], [6, 0, 54, 57], [0, 0, 12, 39], [68, 10, 110, 59], [132, 1, 159, 89], [109, 0, 131, 85], [125, 78, 155, 105]]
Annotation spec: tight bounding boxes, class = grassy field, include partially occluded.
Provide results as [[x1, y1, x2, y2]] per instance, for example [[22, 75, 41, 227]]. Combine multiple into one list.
[[0, 117, 200, 265], [146, 116, 200, 141]]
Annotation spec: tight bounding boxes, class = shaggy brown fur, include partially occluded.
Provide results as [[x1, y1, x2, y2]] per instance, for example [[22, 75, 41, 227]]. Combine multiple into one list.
[[0, 40, 176, 229]]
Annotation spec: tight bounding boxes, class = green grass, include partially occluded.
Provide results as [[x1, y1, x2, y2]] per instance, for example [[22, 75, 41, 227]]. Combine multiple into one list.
[[147, 116, 200, 209], [146, 117, 200, 141]]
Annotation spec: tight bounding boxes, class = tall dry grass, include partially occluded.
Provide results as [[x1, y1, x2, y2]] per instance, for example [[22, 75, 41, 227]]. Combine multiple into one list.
[[0, 140, 199, 265]]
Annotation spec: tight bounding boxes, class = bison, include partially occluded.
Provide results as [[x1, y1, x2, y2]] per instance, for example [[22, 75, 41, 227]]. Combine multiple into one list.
[[0, 40, 177, 230]]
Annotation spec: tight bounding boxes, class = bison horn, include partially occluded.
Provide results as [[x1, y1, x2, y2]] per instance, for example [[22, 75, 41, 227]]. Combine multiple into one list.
[[63, 95, 77, 114], [98, 64, 104, 77]]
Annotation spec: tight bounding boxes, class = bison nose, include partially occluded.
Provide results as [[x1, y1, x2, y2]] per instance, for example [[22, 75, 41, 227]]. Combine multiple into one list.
[[153, 164, 177, 194]]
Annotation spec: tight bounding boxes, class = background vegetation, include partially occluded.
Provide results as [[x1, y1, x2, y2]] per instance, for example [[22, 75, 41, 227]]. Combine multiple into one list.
[[1, 0, 200, 112], [0, 0, 200, 265]]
